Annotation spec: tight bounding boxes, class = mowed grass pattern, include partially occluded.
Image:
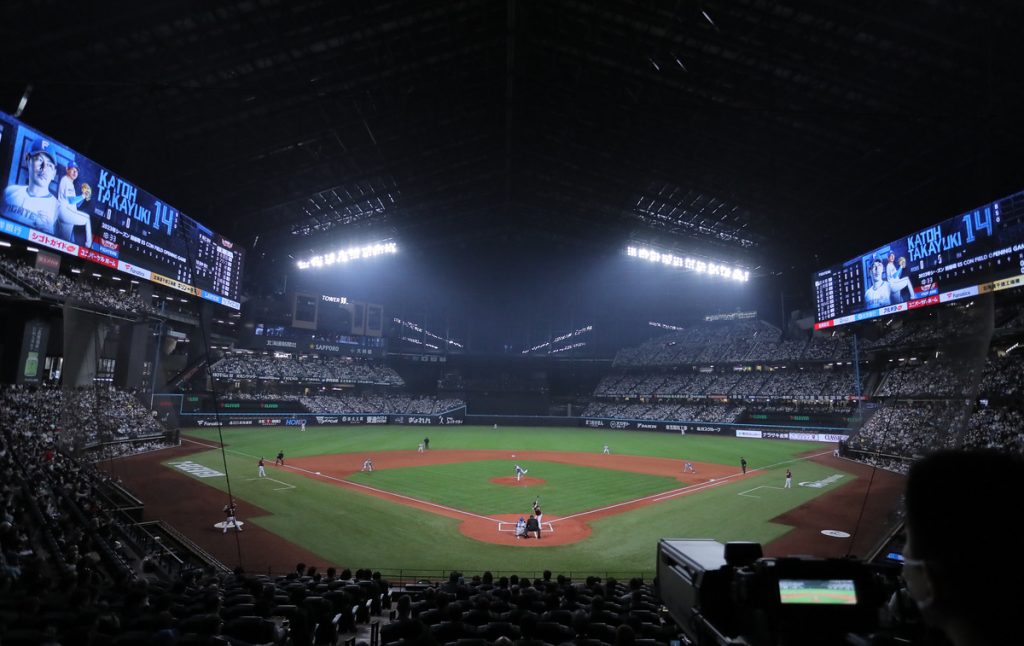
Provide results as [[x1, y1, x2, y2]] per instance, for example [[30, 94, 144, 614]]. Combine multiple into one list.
[[171, 426, 853, 575], [347, 460, 681, 515]]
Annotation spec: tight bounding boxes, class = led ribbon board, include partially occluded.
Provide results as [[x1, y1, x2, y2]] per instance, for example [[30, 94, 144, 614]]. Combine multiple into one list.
[[813, 190, 1024, 329], [0, 111, 243, 309]]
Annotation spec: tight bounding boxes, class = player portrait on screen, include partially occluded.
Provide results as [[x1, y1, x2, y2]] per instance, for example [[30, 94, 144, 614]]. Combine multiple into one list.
[[56, 160, 93, 247], [3, 138, 59, 235], [885, 251, 914, 302], [864, 256, 892, 309]]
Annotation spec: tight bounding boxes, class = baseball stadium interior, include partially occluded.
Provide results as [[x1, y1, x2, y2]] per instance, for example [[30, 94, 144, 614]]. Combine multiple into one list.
[[1, 2, 1022, 646]]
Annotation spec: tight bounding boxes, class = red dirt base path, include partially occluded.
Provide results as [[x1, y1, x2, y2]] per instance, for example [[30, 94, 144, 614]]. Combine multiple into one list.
[[105, 443, 902, 569]]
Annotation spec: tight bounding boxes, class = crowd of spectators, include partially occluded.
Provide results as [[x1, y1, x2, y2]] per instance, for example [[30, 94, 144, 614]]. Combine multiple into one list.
[[0, 257, 160, 317], [581, 402, 744, 423], [978, 353, 1024, 397], [875, 361, 980, 398], [0, 407, 678, 645], [1, 384, 165, 449], [594, 368, 861, 400], [962, 406, 1024, 453], [301, 395, 465, 415], [844, 402, 965, 458], [379, 571, 677, 646], [211, 355, 404, 386]]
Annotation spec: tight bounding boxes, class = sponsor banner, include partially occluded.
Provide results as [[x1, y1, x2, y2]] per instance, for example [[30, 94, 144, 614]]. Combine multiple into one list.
[[585, 419, 605, 428], [118, 260, 151, 280], [35, 249, 61, 274], [610, 421, 630, 429], [819, 433, 848, 442], [0, 217, 30, 239], [939, 285, 979, 302], [440, 416, 464, 425], [150, 272, 196, 294], [761, 430, 790, 439], [691, 425, 724, 433], [17, 320, 49, 385], [170, 461, 225, 478], [908, 295, 939, 309], [30, 230, 80, 255], [736, 429, 763, 439], [992, 275, 1024, 292], [789, 432, 819, 441], [257, 418, 282, 426], [366, 415, 387, 424], [78, 245, 119, 268], [636, 422, 658, 430], [316, 416, 339, 424], [265, 339, 298, 349]]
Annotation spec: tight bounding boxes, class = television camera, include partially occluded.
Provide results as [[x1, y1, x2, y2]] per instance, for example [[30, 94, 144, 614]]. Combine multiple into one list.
[[656, 539, 905, 646]]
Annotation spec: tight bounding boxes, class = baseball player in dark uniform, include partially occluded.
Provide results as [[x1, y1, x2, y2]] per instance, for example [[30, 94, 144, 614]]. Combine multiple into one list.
[[275, 450, 284, 466], [258, 457, 266, 477], [223, 500, 242, 533], [741, 457, 748, 474]]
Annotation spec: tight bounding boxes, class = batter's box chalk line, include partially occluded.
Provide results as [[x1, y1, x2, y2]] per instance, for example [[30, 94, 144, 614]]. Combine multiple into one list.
[[497, 521, 555, 533]]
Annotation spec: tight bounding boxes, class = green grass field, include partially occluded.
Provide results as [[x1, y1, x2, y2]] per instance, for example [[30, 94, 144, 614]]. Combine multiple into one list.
[[172, 425, 852, 576]]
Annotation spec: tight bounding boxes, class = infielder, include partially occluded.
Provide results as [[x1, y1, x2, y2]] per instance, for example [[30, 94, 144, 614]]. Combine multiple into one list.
[[514, 464, 528, 482], [362, 458, 374, 472], [222, 500, 242, 533], [785, 468, 792, 488], [602, 444, 610, 454], [683, 461, 696, 473], [258, 457, 266, 478], [417, 442, 425, 453]]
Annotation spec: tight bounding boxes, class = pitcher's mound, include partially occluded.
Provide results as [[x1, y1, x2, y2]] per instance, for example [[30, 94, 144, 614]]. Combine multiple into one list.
[[490, 476, 546, 486]]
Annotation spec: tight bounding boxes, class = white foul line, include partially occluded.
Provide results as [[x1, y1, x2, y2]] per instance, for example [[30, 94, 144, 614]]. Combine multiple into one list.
[[182, 437, 502, 524], [182, 438, 832, 528]]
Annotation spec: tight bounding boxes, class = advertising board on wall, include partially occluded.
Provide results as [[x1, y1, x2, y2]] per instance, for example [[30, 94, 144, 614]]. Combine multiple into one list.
[[0, 111, 243, 309]]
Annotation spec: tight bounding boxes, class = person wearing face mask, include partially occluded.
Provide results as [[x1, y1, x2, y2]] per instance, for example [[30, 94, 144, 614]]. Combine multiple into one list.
[[901, 450, 1022, 646]]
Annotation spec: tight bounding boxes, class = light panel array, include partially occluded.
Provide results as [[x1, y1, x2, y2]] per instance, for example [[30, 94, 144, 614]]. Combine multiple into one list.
[[523, 325, 593, 354], [626, 245, 749, 282], [394, 318, 464, 349], [297, 241, 397, 270]]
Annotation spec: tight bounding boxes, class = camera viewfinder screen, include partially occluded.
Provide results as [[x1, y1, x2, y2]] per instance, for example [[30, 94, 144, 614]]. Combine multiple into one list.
[[778, 579, 857, 605]]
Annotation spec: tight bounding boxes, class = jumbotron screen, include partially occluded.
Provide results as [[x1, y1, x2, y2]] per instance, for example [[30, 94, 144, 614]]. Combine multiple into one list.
[[814, 189, 1024, 330], [0, 111, 243, 309]]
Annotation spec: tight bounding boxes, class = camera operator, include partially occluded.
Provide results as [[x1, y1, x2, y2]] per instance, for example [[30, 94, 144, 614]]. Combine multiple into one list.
[[901, 450, 1023, 646]]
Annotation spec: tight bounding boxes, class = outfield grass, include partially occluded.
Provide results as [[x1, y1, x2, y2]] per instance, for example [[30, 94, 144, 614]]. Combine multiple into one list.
[[172, 426, 850, 576]]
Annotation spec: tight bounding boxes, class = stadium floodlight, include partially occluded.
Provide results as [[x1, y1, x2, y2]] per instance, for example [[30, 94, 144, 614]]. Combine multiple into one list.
[[297, 240, 397, 270], [626, 244, 749, 282]]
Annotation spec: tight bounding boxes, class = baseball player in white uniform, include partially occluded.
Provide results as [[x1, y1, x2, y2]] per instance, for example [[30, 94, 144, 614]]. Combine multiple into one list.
[[4, 139, 59, 235], [514, 464, 528, 482], [56, 160, 92, 244]]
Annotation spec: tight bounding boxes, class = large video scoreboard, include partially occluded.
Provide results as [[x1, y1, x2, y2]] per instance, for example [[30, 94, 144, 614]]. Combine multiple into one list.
[[0, 111, 243, 309], [814, 190, 1024, 329]]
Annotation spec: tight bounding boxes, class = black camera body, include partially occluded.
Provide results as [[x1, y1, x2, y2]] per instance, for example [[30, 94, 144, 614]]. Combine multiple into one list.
[[657, 539, 891, 646]]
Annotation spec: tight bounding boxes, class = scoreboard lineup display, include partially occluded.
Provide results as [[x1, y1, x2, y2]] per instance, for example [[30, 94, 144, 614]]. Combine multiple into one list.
[[814, 190, 1024, 329], [0, 111, 243, 309]]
